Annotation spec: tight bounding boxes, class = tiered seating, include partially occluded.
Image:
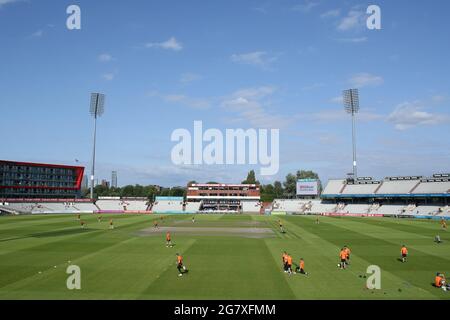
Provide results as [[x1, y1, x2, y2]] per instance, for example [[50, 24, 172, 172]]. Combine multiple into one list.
[[122, 200, 148, 211], [335, 203, 346, 213], [2, 202, 37, 213], [341, 183, 379, 194], [375, 205, 405, 215], [436, 206, 450, 216], [368, 203, 380, 213], [151, 197, 184, 213], [404, 204, 417, 214], [342, 204, 371, 214], [412, 181, 450, 194], [376, 180, 418, 194], [72, 203, 98, 212], [0, 201, 97, 214], [272, 199, 309, 213], [415, 206, 441, 216], [322, 179, 345, 194], [308, 201, 337, 213], [95, 200, 125, 211], [184, 202, 201, 213], [241, 201, 261, 213]]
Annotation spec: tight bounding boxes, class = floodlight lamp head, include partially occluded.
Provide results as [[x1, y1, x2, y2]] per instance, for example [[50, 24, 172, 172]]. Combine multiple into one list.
[[89, 93, 105, 117], [343, 88, 360, 114]]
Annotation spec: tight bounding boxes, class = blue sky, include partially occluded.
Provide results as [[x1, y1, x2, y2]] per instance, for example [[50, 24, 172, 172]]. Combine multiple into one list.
[[0, 0, 449, 187]]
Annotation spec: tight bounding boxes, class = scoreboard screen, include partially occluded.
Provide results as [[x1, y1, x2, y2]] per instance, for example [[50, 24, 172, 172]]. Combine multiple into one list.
[[296, 179, 319, 196]]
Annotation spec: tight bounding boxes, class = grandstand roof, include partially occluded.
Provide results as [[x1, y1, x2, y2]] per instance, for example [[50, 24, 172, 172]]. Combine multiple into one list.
[[322, 174, 450, 198]]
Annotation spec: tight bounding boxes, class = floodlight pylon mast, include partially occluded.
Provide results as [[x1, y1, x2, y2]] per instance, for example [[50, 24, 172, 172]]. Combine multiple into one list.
[[343, 89, 360, 179], [89, 93, 105, 200]]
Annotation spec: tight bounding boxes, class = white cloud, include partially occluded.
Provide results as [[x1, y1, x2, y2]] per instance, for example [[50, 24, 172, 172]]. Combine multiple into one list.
[[102, 73, 115, 81], [145, 37, 183, 51], [0, 0, 21, 8], [292, 1, 320, 13], [222, 86, 291, 128], [98, 53, 115, 62], [301, 83, 325, 91], [31, 30, 43, 37], [180, 73, 202, 84], [431, 95, 448, 104], [387, 101, 449, 130], [320, 9, 340, 18], [231, 86, 276, 100], [335, 37, 368, 43], [337, 10, 365, 31], [304, 109, 383, 123], [230, 51, 277, 69], [162, 94, 210, 109], [348, 73, 383, 88], [329, 96, 343, 104], [298, 46, 317, 55]]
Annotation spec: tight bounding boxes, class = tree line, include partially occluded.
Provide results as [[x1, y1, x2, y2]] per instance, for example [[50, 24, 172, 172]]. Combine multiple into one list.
[[83, 169, 321, 202]]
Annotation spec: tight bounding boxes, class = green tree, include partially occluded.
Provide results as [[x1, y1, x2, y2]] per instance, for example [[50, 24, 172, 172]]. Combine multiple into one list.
[[242, 170, 259, 184], [273, 181, 283, 197], [260, 184, 276, 202], [170, 187, 185, 197], [283, 173, 297, 197], [296, 170, 319, 180]]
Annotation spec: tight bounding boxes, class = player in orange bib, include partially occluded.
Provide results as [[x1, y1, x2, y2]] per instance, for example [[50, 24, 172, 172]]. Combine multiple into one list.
[[339, 248, 347, 269], [344, 246, 351, 265], [80, 220, 86, 229], [166, 232, 172, 247], [176, 253, 187, 277], [286, 254, 293, 275], [109, 219, 114, 229], [154, 220, 159, 229], [282, 251, 288, 272], [441, 219, 447, 230], [296, 258, 308, 275], [434, 272, 450, 291], [400, 245, 408, 263]]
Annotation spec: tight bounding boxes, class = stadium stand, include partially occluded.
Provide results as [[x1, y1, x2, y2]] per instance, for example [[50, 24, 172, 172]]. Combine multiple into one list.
[[376, 179, 420, 194], [241, 201, 261, 213], [414, 206, 441, 216], [95, 199, 125, 211], [412, 181, 450, 194], [341, 183, 379, 194], [322, 179, 345, 194], [120, 199, 148, 211], [72, 203, 98, 212], [151, 197, 184, 213], [372, 205, 405, 215], [0, 201, 97, 214], [341, 204, 371, 214], [308, 201, 337, 214], [317, 174, 450, 217], [272, 199, 309, 213], [183, 201, 201, 213]]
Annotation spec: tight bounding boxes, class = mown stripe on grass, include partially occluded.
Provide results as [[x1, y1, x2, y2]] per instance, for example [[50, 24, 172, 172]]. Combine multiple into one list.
[[289, 216, 445, 299], [139, 236, 295, 300], [267, 217, 434, 299]]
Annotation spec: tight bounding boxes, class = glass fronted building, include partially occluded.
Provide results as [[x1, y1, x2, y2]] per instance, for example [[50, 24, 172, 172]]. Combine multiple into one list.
[[0, 160, 84, 199]]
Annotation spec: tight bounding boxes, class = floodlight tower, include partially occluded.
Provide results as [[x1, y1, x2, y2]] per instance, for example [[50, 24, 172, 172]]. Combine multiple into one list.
[[343, 88, 360, 178], [89, 93, 105, 199]]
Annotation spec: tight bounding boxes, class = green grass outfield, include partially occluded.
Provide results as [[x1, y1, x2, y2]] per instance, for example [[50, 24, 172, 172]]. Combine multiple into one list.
[[0, 213, 449, 300]]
